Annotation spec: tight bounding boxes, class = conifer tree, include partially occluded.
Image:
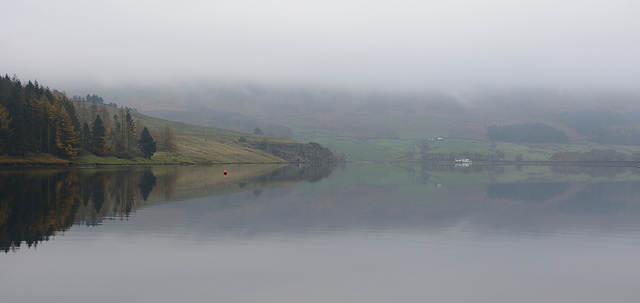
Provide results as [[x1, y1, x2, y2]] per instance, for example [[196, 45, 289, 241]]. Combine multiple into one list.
[[91, 115, 106, 155], [138, 127, 156, 159], [0, 104, 12, 155], [82, 122, 92, 151]]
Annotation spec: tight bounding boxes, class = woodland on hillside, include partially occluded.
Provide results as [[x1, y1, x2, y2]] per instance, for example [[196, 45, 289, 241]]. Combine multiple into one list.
[[0, 75, 172, 160]]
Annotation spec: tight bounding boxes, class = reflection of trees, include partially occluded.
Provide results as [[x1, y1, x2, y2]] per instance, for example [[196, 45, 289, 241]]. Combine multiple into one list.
[[156, 166, 178, 200], [140, 170, 157, 201], [0, 170, 80, 252], [76, 168, 159, 225], [0, 164, 334, 252], [0, 168, 161, 252]]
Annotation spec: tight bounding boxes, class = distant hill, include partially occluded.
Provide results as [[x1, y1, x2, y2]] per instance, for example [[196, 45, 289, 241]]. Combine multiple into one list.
[[80, 82, 640, 162]]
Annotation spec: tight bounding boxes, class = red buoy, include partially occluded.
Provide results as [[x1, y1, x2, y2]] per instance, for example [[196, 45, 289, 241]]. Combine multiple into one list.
[[223, 170, 227, 176]]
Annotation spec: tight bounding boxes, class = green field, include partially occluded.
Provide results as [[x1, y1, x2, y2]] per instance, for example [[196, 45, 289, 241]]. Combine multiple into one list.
[[286, 116, 640, 162]]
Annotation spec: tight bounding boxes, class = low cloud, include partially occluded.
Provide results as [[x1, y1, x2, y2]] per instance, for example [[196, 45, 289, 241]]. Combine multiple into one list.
[[2, 0, 639, 92]]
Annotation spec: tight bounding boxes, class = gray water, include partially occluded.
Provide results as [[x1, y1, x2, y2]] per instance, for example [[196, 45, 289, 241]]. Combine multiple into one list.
[[2, 164, 640, 303]]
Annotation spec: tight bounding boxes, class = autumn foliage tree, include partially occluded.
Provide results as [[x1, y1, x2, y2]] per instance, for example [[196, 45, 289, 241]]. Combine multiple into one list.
[[158, 125, 178, 153], [0, 75, 80, 158], [0, 75, 162, 160]]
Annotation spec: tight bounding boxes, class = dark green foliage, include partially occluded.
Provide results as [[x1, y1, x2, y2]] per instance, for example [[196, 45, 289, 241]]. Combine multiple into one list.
[[138, 126, 156, 158], [488, 123, 569, 143], [0, 104, 12, 155], [81, 122, 91, 150], [91, 115, 106, 155], [85, 94, 104, 103], [0, 74, 80, 156], [0, 75, 160, 159]]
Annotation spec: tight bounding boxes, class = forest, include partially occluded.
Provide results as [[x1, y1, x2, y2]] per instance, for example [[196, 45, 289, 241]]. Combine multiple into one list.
[[0, 75, 162, 160]]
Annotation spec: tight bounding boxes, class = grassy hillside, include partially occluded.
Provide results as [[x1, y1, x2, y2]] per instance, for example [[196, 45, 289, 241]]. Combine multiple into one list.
[[10, 103, 335, 165], [118, 109, 289, 164], [79, 84, 640, 162]]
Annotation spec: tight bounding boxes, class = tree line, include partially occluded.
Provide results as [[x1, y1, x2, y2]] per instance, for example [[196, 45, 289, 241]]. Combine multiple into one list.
[[0, 75, 169, 159]]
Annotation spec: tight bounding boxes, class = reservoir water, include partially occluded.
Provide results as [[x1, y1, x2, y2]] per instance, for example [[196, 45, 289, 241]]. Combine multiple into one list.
[[2, 163, 640, 303]]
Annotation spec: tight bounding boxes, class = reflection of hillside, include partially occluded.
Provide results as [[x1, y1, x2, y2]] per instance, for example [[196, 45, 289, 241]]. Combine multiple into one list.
[[558, 181, 640, 214], [487, 183, 569, 202], [146, 164, 335, 201], [0, 164, 336, 251], [4, 164, 640, 252], [153, 171, 640, 238], [247, 164, 335, 185]]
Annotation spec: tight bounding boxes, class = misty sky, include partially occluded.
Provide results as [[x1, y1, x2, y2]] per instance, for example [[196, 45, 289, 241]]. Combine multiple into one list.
[[2, 0, 639, 91]]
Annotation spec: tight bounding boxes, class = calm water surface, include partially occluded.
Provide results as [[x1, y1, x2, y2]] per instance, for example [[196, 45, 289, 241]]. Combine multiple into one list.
[[2, 164, 640, 303]]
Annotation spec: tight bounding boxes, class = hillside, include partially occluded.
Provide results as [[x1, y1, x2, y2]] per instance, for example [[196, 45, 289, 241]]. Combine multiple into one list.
[[0, 76, 336, 165], [76, 104, 336, 165], [86, 83, 640, 162]]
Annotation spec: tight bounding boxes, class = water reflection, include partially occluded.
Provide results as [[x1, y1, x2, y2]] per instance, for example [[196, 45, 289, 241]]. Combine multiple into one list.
[[0, 169, 80, 252], [0, 163, 336, 252], [3, 163, 640, 303], [2, 163, 640, 252], [137, 163, 640, 239]]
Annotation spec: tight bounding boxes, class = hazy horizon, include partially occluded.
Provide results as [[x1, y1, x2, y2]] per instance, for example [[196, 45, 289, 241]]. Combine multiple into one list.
[[2, 0, 640, 94]]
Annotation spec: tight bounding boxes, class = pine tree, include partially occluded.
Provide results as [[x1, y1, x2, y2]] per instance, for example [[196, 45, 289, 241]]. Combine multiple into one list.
[[82, 122, 92, 151], [0, 104, 12, 155], [91, 115, 106, 155], [138, 127, 156, 159]]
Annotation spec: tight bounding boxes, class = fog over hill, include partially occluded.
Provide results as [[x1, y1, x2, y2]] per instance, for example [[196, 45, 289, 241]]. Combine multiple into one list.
[[3, 0, 640, 92], [4, 0, 640, 161], [70, 82, 640, 134]]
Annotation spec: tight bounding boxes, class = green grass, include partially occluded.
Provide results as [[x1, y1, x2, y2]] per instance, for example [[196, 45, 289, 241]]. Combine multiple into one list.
[[0, 154, 71, 165]]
